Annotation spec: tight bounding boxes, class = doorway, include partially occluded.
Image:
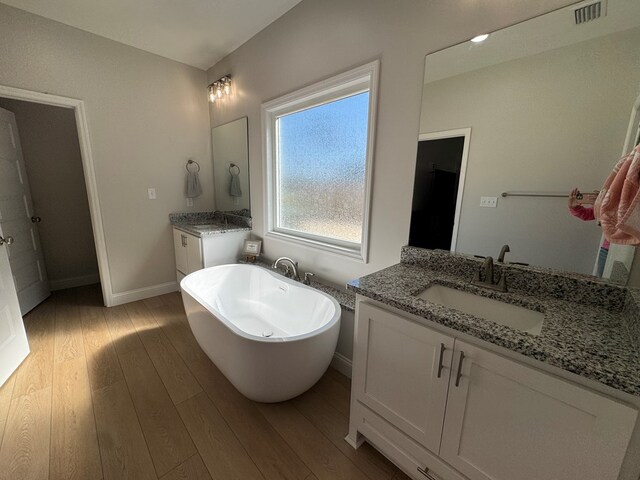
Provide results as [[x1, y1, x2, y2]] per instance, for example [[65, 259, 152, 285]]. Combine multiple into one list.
[[0, 99, 100, 314], [409, 128, 470, 251], [0, 85, 110, 308]]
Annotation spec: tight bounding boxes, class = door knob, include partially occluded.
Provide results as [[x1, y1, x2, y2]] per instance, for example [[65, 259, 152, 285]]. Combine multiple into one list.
[[0, 235, 14, 246], [31, 216, 42, 223]]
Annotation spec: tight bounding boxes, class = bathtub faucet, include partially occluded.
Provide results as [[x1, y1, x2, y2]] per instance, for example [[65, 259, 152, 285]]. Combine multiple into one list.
[[273, 257, 300, 281]]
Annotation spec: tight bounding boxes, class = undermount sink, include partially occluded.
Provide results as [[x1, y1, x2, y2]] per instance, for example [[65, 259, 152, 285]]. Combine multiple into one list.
[[416, 284, 544, 336]]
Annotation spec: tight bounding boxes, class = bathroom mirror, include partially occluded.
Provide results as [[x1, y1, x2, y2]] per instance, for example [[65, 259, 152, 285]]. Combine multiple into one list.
[[211, 117, 250, 214], [414, 0, 640, 284]]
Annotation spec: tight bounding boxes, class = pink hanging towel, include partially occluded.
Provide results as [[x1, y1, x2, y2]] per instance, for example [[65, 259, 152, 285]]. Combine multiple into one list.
[[617, 146, 640, 243], [595, 144, 640, 245]]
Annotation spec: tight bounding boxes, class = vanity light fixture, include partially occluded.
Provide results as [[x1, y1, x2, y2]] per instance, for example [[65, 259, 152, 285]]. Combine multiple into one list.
[[208, 75, 232, 103], [471, 34, 489, 43]]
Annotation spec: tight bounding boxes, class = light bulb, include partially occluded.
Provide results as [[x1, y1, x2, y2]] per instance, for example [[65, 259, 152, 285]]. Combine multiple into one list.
[[216, 85, 223, 98], [208, 87, 216, 103], [223, 82, 230, 95], [471, 34, 489, 43]]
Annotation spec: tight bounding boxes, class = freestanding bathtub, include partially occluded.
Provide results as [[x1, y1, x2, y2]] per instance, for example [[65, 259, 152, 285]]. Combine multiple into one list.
[[180, 264, 341, 402]]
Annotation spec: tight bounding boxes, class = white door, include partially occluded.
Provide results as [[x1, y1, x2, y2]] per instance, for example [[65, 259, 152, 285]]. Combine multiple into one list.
[[440, 340, 637, 480], [0, 107, 50, 314], [352, 302, 454, 453], [0, 223, 29, 387]]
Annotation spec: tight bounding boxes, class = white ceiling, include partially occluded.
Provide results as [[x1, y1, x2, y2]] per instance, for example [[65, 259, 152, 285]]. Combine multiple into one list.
[[425, 0, 640, 84], [0, 0, 303, 70]]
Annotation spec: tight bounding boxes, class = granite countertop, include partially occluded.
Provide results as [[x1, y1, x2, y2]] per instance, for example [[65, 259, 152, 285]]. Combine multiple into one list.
[[172, 222, 250, 237], [169, 211, 251, 238], [347, 261, 640, 397]]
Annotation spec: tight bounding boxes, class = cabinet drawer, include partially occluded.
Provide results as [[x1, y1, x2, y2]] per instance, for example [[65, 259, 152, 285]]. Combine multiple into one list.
[[355, 404, 468, 480]]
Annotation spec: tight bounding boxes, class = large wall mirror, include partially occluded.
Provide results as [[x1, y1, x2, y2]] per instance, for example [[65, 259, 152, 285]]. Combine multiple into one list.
[[212, 117, 250, 214], [412, 0, 640, 284]]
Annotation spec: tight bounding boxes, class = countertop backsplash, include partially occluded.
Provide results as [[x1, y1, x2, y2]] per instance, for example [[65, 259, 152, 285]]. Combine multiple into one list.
[[400, 246, 628, 311]]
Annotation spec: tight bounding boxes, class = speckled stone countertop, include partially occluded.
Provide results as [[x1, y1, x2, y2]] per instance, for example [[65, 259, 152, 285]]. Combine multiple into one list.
[[169, 211, 251, 238], [347, 247, 640, 397], [239, 257, 355, 312]]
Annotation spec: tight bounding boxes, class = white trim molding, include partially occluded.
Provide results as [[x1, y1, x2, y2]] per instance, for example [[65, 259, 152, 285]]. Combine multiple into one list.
[[261, 60, 380, 263], [418, 128, 471, 253], [330, 351, 353, 379], [0, 85, 114, 306], [109, 281, 178, 307], [49, 273, 101, 291]]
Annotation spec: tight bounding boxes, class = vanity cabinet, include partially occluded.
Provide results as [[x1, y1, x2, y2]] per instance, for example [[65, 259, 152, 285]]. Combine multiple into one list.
[[172, 227, 249, 282], [349, 301, 637, 480]]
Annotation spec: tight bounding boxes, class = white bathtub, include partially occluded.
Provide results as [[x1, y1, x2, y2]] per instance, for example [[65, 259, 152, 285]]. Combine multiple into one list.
[[180, 264, 341, 402]]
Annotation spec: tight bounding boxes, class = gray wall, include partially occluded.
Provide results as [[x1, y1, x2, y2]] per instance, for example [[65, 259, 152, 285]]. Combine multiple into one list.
[[206, 0, 577, 287], [0, 3, 212, 298], [205, 0, 577, 363], [0, 99, 99, 288], [421, 28, 640, 274]]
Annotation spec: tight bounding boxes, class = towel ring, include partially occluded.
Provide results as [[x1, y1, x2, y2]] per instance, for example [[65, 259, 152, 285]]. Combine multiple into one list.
[[229, 163, 240, 175], [186, 159, 200, 173]]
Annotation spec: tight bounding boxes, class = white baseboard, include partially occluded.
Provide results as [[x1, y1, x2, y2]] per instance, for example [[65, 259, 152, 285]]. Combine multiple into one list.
[[330, 351, 352, 378], [108, 281, 178, 307], [49, 273, 101, 291]]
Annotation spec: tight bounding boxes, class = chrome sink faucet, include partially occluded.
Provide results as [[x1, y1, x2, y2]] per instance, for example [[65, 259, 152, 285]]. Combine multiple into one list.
[[273, 257, 300, 281], [472, 256, 507, 292]]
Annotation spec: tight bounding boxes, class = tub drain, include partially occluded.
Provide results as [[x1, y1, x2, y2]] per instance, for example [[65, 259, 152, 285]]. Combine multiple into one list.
[[262, 331, 273, 338]]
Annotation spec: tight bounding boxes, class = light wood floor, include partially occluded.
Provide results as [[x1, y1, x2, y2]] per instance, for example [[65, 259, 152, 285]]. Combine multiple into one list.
[[0, 285, 409, 480]]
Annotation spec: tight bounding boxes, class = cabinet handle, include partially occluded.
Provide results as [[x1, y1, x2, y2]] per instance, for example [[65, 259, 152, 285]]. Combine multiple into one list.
[[455, 351, 465, 387], [181, 235, 187, 247], [437, 343, 445, 378], [417, 466, 437, 479]]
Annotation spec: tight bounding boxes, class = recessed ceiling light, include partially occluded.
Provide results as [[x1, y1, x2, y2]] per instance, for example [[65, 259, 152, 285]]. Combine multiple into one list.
[[471, 34, 489, 43]]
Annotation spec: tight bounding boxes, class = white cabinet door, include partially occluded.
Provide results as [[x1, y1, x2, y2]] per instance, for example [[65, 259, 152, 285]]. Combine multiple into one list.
[[173, 228, 203, 275], [353, 302, 454, 453], [185, 234, 203, 274], [173, 229, 188, 275], [441, 340, 637, 480]]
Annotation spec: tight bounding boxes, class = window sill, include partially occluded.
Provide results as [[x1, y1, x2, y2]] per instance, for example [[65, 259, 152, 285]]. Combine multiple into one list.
[[265, 229, 367, 263]]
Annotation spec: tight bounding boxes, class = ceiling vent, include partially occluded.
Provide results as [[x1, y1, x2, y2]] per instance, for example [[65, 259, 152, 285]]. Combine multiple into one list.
[[573, 1, 606, 25]]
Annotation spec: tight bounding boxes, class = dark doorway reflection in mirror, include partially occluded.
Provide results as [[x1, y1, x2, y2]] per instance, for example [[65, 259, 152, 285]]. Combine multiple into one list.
[[410, 135, 465, 250]]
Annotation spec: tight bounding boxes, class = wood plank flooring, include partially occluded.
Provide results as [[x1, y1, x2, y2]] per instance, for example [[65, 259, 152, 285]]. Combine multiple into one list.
[[0, 285, 408, 480]]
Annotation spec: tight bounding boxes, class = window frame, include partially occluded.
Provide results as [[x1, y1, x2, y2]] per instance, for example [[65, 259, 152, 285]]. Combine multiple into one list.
[[261, 60, 379, 263]]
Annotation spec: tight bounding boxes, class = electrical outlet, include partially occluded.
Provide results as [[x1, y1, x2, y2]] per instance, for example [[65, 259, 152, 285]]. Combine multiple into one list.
[[186, 198, 193, 207], [147, 188, 157, 200], [480, 196, 498, 208]]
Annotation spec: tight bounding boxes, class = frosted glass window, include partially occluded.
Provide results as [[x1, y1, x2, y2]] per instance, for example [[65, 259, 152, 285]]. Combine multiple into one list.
[[262, 61, 378, 261], [276, 92, 369, 244]]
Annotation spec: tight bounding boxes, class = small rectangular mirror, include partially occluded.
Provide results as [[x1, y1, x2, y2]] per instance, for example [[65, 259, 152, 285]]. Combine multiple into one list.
[[212, 117, 250, 214]]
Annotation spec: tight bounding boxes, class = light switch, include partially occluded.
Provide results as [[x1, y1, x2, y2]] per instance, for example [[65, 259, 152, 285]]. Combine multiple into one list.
[[480, 196, 498, 208], [186, 198, 193, 207], [148, 188, 157, 200]]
